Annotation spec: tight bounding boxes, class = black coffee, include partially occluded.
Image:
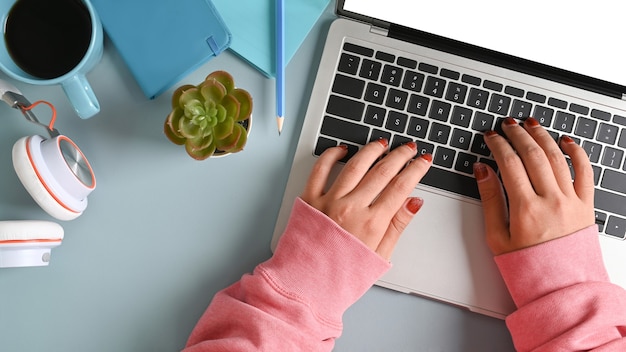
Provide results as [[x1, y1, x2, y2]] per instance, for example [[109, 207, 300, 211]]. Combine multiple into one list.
[[5, 0, 92, 79]]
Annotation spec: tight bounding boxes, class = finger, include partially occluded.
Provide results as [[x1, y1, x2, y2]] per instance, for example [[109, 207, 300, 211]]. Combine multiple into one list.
[[376, 197, 423, 260], [326, 139, 388, 198], [523, 118, 573, 193], [483, 130, 534, 199], [351, 142, 419, 201], [501, 117, 560, 195], [560, 136, 595, 203], [370, 153, 432, 216], [301, 145, 348, 200], [474, 162, 510, 255]]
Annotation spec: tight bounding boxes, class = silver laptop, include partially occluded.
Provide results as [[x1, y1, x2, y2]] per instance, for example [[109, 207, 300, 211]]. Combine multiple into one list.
[[272, 0, 626, 319]]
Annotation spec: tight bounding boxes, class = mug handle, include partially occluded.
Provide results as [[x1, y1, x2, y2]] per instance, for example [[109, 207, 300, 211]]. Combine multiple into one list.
[[61, 74, 100, 119]]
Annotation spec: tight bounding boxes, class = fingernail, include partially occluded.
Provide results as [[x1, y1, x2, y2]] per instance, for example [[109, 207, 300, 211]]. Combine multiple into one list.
[[473, 162, 489, 181], [560, 135, 575, 144], [420, 153, 433, 163], [524, 117, 540, 127], [376, 138, 389, 148], [484, 130, 498, 138], [406, 197, 424, 214], [504, 117, 517, 126], [406, 141, 417, 151], [338, 144, 348, 151]]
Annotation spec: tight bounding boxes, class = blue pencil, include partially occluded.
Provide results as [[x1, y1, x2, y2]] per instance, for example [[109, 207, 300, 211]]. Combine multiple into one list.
[[275, 0, 285, 135]]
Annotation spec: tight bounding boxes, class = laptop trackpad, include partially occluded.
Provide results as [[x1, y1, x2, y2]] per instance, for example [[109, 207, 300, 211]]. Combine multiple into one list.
[[376, 186, 516, 319]]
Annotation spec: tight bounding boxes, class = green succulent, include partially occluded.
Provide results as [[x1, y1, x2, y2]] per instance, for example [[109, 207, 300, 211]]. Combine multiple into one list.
[[164, 71, 253, 160]]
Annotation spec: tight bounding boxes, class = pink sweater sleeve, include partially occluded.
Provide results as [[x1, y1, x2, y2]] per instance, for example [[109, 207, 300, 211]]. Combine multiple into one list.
[[183, 198, 390, 351], [495, 225, 626, 351]]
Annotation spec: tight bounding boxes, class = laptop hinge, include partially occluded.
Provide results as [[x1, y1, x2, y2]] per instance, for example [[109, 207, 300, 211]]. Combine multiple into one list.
[[369, 19, 389, 37], [622, 93, 626, 101]]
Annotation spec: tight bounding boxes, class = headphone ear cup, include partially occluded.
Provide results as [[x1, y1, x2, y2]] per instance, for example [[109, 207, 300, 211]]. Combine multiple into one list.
[[12, 136, 95, 221], [0, 220, 64, 268]]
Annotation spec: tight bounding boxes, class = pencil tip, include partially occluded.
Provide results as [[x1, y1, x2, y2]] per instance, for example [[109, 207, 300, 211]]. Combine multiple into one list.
[[276, 116, 284, 136]]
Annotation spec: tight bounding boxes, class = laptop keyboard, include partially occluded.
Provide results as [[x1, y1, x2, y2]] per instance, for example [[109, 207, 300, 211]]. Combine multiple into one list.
[[313, 41, 626, 240]]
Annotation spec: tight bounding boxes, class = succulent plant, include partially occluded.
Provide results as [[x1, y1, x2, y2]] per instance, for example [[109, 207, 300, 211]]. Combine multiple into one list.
[[164, 71, 253, 160]]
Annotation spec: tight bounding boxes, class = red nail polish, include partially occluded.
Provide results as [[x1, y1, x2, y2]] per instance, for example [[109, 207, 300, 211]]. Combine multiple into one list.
[[473, 162, 489, 181], [338, 144, 348, 151], [561, 135, 575, 144], [376, 138, 389, 148], [406, 141, 417, 151], [524, 117, 540, 127], [484, 130, 498, 138], [504, 117, 517, 126], [406, 197, 424, 214], [420, 153, 433, 163]]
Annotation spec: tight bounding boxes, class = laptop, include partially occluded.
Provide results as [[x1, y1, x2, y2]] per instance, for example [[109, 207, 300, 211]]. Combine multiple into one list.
[[272, 0, 626, 319]]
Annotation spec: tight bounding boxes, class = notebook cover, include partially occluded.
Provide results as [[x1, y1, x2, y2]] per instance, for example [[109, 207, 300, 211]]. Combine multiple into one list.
[[212, 0, 331, 78], [91, 0, 231, 99]]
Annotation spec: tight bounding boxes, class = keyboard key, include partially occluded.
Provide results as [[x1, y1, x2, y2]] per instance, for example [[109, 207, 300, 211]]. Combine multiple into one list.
[[326, 95, 364, 121], [428, 122, 451, 144], [340, 143, 360, 163], [364, 105, 386, 127], [595, 188, 626, 217], [574, 117, 598, 139], [592, 109, 612, 121], [461, 74, 481, 86], [471, 134, 491, 156], [533, 106, 554, 127], [402, 71, 425, 92], [420, 166, 480, 199], [554, 111, 575, 133], [434, 146, 456, 168], [338, 53, 360, 75], [511, 99, 532, 119], [376, 51, 395, 63], [314, 136, 337, 156], [592, 165, 602, 185], [504, 86, 524, 97], [332, 74, 365, 99], [601, 169, 626, 194], [570, 103, 590, 115], [605, 216, 626, 239], [597, 123, 619, 144], [596, 211, 608, 232], [364, 83, 386, 104], [359, 59, 382, 80], [397, 57, 417, 69], [445, 82, 468, 104], [472, 112, 494, 132], [416, 141, 435, 156], [407, 117, 429, 138], [440, 68, 460, 80], [488, 94, 511, 115], [582, 140, 602, 163], [483, 80, 503, 92], [320, 116, 369, 145], [407, 94, 430, 116], [455, 152, 478, 174], [601, 147, 624, 169], [450, 128, 472, 150], [548, 97, 568, 109], [424, 76, 446, 98], [386, 88, 408, 110], [381, 65, 403, 86], [614, 115, 626, 126], [418, 62, 438, 74], [386, 111, 409, 133], [428, 100, 452, 122], [391, 135, 413, 150], [451, 106, 472, 128], [619, 130, 626, 148], [370, 129, 392, 144], [526, 91, 546, 103], [467, 88, 489, 110], [480, 158, 498, 174], [343, 43, 374, 57]]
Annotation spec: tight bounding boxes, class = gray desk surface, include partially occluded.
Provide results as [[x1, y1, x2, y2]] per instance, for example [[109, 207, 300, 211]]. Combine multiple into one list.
[[0, 3, 514, 351]]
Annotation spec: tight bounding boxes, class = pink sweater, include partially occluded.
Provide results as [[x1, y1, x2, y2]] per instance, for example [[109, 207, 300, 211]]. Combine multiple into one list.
[[183, 198, 626, 351]]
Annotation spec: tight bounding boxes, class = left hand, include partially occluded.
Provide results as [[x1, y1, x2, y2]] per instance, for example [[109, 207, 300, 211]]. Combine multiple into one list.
[[300, 139, 432, 260]]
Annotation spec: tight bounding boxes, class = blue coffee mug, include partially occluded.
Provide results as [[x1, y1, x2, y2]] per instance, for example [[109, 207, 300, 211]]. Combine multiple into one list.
[[0, 0, 103, 119]]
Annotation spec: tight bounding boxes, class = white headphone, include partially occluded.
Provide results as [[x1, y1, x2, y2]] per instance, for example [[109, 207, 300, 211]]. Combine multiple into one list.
[[0, 80, 96, 268]]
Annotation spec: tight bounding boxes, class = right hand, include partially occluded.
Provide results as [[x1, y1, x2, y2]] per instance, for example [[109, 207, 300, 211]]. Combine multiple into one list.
[[474, 117, 596, 255]]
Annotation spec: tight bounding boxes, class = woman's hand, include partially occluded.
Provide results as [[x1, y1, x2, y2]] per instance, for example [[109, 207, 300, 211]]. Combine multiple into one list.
[[301, 139, 432, 260], [475, 117, 596, 255]]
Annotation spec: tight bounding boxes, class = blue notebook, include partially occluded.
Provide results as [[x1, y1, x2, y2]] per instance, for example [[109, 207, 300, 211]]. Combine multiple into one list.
[[212, 0, 331, 78], [91, 0, 231, 99]]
